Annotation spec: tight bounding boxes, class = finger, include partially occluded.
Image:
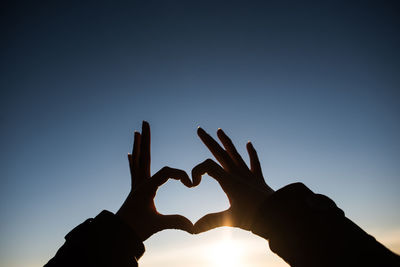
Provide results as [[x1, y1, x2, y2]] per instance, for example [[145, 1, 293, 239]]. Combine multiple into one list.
[[140, 121, 151, 177], [217, 128, 249, 171], [246, 142, 268, 185], [151, 166, 192, 188], [159, 214, 194, 234], [132, 131, 141, 158], [193, 210, 231, 234], [191, 159, 230, 192], [128, 153, 134, 180], [197, 127, 236, 171], [131, 131, 141, 176]]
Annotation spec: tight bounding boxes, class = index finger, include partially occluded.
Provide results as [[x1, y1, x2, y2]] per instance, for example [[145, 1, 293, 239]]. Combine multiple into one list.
[[140, 121, 151, 177], [191, 159, 231, 193], [217, 128, 249, 171], [150, 167, 192, 188], [197, 127, 235, 171]]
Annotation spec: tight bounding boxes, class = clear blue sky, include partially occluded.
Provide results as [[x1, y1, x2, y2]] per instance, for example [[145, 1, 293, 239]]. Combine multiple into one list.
[[1, 1, 399, 266]]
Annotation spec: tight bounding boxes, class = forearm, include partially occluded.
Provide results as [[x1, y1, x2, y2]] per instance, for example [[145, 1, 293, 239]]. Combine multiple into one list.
[[251, 183, 400, 267], [45, 210, 145, 267]]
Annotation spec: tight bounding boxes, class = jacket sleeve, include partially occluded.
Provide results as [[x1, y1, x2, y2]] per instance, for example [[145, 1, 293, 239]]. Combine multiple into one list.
[[250, 183, 400, 267], [44, 210, 145, 267]]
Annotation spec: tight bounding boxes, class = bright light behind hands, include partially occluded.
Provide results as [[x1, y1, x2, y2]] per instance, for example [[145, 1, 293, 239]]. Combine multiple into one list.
[[206, 235, 244, 267]]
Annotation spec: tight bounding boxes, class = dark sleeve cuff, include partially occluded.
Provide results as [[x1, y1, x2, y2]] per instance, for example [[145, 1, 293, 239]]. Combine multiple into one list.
[[250, 183, 400, 267], [45, 210, 145, 267], [66, 210, 145, 260], [251, 182, 343, 240]]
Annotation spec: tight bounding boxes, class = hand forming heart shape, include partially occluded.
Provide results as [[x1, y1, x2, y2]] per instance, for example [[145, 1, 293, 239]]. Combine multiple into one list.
[[117, 121, 193, 241], [117, 121, 274, 241], [191, 127, 274, 233]]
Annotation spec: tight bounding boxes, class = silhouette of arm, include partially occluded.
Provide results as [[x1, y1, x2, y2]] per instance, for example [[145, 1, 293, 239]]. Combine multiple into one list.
[[193, 127, 400, 267], [251, 183, 400, 267], [45, 121, 193, 267], [44, 210, 144, 267]]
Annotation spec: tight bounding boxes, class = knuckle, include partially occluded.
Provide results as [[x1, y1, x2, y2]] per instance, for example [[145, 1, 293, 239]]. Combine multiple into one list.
[[161, 166, 172, 172], [204, 158, 214, 165]]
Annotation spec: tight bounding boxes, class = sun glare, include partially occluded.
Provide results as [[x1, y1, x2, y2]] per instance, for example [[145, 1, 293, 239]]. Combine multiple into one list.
[[206, 237, 244, 267]]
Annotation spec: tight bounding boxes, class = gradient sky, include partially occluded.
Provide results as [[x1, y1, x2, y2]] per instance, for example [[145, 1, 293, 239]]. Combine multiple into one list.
[[1, 1, 399, 266]]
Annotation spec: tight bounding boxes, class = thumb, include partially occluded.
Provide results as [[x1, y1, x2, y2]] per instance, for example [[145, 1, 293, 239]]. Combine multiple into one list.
[[159, 214, 194, 234], [193, 210, 231, 234]]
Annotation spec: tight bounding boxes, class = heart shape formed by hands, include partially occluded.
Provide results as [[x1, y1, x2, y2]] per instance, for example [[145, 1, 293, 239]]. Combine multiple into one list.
[[154, 173, 230, 225], [117, 121, 274, 241]]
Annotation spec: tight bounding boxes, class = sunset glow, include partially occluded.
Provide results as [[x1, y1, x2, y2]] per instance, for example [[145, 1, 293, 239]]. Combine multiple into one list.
[[1, 1, 399, 266], [207, 237, 244, 267]]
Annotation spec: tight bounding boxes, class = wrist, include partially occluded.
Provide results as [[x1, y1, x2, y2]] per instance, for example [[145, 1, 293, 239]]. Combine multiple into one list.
[[116, 202, 147, 241]]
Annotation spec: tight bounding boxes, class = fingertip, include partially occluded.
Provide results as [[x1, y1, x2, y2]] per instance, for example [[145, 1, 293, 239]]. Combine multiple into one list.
[[197, 127, 205, 135], [183, 176, 193, 188], [193, 227, 203, 235], [188, 177, 195, 188], [193, 223, 204, 234], [191, 172, 201, 187], [177, 169, 192, 187], [193, 180, 201, 187], [246, 141, 253, 149], [191, 163, 204, 187], [181, 217, 194, 228], [193, 222, 211, 235], [142, 120, 150, 129]]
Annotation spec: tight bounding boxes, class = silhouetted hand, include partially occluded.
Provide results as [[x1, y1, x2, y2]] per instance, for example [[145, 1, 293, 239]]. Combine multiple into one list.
[[117, 121, 193, 241], [192, 127, 275, 233]]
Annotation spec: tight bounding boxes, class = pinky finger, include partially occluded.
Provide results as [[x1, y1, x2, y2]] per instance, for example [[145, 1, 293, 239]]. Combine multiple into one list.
[[246, 142, 274, 192], [246, 142, 263, 178]]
